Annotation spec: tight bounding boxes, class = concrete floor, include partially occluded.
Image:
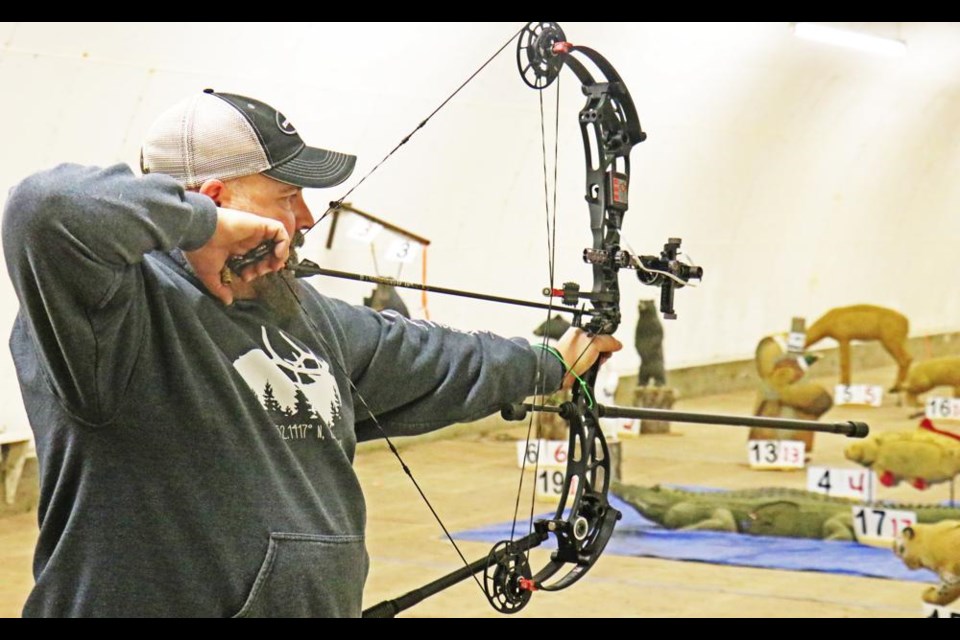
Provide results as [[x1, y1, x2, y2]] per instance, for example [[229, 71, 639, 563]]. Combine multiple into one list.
[[0, 364, 953, 617]]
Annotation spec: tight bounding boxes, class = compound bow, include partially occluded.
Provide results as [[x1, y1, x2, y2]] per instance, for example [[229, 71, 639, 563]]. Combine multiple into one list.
[[229, 21, 867, 617]]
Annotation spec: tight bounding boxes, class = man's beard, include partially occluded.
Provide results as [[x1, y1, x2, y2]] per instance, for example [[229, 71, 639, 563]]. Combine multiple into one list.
[[251, 269, 300, 323], [250, 231, 304, 324]]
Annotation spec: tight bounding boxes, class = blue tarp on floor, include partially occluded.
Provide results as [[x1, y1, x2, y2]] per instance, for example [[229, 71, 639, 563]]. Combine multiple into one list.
[[453, 493, 939, 584]]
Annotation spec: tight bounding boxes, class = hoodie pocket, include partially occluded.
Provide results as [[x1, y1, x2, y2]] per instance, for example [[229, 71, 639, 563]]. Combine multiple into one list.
[[234, 532, 368, 618]]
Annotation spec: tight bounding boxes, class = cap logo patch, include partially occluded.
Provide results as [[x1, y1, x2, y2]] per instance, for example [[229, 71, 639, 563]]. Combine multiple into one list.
[[276, 112, 297, 135]]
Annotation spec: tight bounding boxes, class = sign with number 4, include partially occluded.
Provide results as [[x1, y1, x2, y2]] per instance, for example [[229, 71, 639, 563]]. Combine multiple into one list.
[[806, 466, 875, 501], [747, 440, 806, 470]]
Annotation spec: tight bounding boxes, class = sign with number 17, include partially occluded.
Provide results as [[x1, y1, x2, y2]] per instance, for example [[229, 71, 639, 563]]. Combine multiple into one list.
[[852, 506, 916, 546]]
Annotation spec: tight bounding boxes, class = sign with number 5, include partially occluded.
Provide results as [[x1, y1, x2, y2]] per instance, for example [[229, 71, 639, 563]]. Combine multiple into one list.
[[834, 384, 883, 407]]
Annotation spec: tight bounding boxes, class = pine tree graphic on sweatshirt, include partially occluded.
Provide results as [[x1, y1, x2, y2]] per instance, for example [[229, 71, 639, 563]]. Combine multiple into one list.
[[232, 327, 342, 440]]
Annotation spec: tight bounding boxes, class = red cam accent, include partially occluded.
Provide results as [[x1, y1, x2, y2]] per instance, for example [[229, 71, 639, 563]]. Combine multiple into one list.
[[548, 289, 564, 297], [552, 42, 574, 54], [518, 578, 538, 592]]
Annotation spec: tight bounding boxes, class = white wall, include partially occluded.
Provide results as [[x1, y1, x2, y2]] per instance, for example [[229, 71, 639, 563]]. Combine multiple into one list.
[[1, 22, 959, 440]]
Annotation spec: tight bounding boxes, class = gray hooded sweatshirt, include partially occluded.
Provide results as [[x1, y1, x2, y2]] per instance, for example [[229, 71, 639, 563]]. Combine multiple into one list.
[[2, 163, 563, 617]]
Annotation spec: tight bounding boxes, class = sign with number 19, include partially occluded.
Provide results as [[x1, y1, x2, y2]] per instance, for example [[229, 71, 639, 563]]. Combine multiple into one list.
[[535, 469, 578, 502]]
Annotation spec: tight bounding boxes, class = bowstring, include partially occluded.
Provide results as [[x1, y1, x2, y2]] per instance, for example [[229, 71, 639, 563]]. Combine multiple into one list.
[[304, 26, 526, 240], [511, 76, 563, 556], [271, 24, 530, 601]]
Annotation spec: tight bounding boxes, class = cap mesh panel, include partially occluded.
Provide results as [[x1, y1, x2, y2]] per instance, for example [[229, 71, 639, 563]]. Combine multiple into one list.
[[141, 94, 270, 188]]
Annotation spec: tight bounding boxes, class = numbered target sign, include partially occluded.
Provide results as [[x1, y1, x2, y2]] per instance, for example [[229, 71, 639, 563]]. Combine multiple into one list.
[[787, 331, 806, 352], [834, 384, 883, 407], [515, 440, 568, 469], [852, 506, 916, 546], [926, 397, 960, 421], [541, 440, 568, 467], [923, 603, 960, 618], [535, 469, 578, 502], [617, 419, 639, 439], [806, 466, 875, 502], [383, 237, 421, 264], [747, 440, 806, 470], [346, 218, 383, 243]]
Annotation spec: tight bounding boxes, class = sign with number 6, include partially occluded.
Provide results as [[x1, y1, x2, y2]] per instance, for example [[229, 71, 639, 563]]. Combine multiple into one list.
[[516, 440, 568, 469]]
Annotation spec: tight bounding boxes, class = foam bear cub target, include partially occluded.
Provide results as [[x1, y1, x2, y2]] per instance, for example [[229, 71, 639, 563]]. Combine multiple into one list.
[[895, 521, 960, 606]]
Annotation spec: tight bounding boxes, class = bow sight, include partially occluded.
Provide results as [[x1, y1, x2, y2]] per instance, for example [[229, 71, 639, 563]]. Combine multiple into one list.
[[548, 237, 704, 326]]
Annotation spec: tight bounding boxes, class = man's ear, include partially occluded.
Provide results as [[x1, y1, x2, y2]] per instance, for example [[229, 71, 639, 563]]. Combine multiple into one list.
[[198, 179, 227, 206]]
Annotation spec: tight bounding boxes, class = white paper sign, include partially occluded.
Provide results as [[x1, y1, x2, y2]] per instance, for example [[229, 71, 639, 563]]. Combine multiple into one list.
[[787, 331, 806, 352], [536, 468, 565, 499], [535, 468, 578, 502], [516, 440, 568, 469], [806, 466, 875, 501], [834, 384, 883, 407], [383, 238, 421, 264], [926, 396, 960, 421], [923, 603, 960, 618], [747, 440, 806, 469], [346, 218, 384, 243], [616, 419, 639, 438], [852, 506, 916, 545]]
